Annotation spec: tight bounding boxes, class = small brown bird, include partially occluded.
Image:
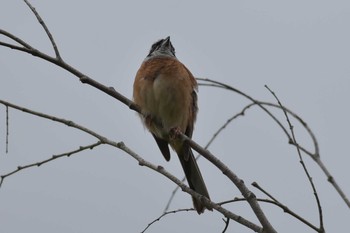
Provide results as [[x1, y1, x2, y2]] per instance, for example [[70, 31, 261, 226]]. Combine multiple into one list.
[[133, 36, 211, 214]]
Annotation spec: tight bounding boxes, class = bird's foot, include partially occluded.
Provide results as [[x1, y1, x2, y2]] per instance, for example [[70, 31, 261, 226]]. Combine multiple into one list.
[[169, 126, 182, 140]]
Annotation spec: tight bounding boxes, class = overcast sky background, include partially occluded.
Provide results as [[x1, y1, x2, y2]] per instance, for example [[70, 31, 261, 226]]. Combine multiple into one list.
[[0, 1, 349, 232]]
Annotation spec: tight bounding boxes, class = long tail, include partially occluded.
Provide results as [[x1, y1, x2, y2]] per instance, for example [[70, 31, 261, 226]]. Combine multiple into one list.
[[177, 148, 212, 214]]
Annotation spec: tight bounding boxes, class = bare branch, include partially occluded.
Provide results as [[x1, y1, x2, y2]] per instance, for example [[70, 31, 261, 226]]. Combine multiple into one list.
[[258, 102, 319, 159], [0, 29, 33, 49], [0, 142, 102, 188], [264, 85, 324, 232], [5, 106, 9, 153], [222, 217, 230, 233], [0, 41, 33, 53], [316, 158, 350, 208], [141, 208, 194, 233], [163, 181, 183, 212], [0, 99, 108, 142], [23, 0, 62, 60]]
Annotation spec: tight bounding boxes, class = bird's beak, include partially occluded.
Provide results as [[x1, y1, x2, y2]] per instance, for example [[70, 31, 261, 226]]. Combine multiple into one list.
[[163, 36, 171, 47]]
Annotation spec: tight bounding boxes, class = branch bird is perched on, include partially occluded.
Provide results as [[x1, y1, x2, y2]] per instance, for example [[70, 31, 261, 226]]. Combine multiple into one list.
[[133, 36, 212, 214]]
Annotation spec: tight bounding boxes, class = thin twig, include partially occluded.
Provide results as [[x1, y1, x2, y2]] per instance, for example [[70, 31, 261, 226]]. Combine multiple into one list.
[[6, 106, 9, 153], [163, 181, 183, 212], [265, 85, 324, 233], [252, 182, 279, 203], [219, 195, 319, 232], [0, 41, 33, 53], [0, 141, 102, 188], [0, 99, 108, 142], [259, 102, 319, 159], [23, 0, 62, 60], [316, 157, 350, 208], [204, 103, 255, 149], [222, 217, 230, 233], [141, 208, 193, 233], [0, 29, 33, 49]]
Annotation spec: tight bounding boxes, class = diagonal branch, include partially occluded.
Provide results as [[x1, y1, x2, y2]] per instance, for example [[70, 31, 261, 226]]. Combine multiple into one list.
[[0, 141, 103, 187], [0, 99, 108, 142], [23, 0, 62, 60], [0, 29, 33, 49], [222, 217, 230, 233]]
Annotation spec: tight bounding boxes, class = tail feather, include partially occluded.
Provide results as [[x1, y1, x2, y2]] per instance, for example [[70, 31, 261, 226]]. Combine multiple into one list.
[[177, 148, 212, 214]]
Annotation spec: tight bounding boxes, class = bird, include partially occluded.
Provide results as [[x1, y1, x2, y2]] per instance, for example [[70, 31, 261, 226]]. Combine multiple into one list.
[[133, 36, 212, 214]]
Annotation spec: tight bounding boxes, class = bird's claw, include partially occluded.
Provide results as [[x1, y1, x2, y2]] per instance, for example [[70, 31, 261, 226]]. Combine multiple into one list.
[[169, 127, 182, 140]]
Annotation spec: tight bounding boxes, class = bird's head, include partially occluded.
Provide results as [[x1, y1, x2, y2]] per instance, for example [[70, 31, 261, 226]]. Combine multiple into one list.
[[146, 36, 176, 59]]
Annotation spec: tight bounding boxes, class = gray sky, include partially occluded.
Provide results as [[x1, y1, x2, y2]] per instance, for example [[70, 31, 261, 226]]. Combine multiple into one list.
[[1, 1, 349, 232]]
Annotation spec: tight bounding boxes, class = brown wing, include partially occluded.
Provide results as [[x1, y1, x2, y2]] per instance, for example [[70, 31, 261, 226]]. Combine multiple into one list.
[[182, 64, 198, 161]]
